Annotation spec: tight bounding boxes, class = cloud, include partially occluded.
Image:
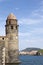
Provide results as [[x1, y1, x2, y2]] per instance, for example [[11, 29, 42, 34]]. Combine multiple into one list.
[[28, 38, 43, 45], [19, 0, 43, 50], [18, 18, 42, 25], [18, 0, 43, 25], [31, 0, 43, 18], [39, 0, 43, 6], [30, 28, 43, 34], [19, 32, 31, 37], [32, 9, 43, 18], [0, 17, 5, 20], [19, 36, 43, 50], [19, 37, 43, 45], [15, 8, 19, 10]]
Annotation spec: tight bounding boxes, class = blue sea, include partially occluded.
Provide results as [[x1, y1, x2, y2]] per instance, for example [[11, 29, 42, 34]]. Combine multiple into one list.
[[7, 55, 43, 65], [19, 55, 43, 65]]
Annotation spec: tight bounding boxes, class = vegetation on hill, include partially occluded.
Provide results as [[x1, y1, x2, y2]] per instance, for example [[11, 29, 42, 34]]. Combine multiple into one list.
[[21, 48, 41, 52], [20, 48, 43, 55], [38, 50, 43, 55]]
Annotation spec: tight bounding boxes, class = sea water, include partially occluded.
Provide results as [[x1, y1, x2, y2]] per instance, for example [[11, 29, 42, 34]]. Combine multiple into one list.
[[19, 55, 43, 65], [6, 55, 43, 65]]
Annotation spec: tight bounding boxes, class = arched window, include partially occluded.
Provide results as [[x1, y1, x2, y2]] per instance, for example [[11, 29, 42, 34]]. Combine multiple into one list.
[[16, 26, 17, 29], [2, 38, 4, 40], [9, 21, 11, 24], [11, 26, 13, 29]]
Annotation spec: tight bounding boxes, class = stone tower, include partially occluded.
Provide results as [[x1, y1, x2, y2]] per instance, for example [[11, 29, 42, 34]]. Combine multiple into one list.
[[5, 13, 19, 63]]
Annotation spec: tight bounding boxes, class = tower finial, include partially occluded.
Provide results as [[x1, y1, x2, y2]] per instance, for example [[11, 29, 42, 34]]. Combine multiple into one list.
[[7, 13, 16, 19]]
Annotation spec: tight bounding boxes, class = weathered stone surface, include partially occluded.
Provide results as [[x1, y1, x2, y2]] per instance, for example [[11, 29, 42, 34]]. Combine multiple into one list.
[[0, 13, 19, 64]]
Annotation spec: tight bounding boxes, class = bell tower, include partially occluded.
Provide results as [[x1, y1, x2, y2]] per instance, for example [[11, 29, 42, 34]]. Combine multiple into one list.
[[6, 13, 18, 35], [5, 13, 19, 63]]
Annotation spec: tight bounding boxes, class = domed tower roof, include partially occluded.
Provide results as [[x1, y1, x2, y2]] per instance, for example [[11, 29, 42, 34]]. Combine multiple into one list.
[[7, 13, 16, 19]]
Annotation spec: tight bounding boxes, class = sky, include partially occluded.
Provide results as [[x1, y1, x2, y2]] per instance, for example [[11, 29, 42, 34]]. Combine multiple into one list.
[[0, 0, 43, 50]]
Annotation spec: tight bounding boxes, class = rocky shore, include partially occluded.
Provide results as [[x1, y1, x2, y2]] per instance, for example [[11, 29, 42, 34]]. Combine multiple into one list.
[[19, 50, 43, 56]]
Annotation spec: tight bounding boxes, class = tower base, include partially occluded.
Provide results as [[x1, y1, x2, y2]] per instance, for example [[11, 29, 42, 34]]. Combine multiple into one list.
[[5, 60, 21, 65]]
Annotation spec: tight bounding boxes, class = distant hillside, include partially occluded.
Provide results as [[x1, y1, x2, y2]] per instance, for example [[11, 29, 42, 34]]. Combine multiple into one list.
[[21, 48, 41, 52], [38, 49, 43, 55], [20, 48, 43, 55]]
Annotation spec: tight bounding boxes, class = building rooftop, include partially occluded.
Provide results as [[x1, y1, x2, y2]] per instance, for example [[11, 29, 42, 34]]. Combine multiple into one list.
[[7, 13, 16, 19]]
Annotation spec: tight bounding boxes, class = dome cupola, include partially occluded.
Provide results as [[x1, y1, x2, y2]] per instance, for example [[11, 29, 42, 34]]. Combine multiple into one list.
[[7, 13, 16, 20]]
